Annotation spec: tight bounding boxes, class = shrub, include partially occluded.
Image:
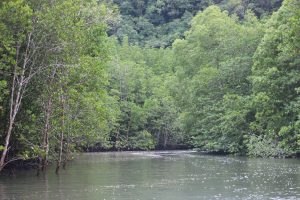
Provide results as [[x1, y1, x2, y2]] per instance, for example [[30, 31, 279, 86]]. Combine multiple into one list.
[[129, 130, 156, 150], [246, 135, 287, 158]]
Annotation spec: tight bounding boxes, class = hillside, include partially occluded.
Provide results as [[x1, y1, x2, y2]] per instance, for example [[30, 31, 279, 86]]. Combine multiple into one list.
[[111, 0, 283, 47]]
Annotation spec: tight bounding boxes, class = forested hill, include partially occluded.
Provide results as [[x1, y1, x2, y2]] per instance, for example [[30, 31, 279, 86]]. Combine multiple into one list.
[[0, 0, 299, 173], [111, 0, 283, 47]]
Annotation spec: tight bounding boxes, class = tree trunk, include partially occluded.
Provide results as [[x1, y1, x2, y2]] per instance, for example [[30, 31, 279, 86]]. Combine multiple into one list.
[[41, 98, 52, 171], [163, 130, 168, 150], [41, 68, 56, 171], [0, 79, 24, 171], [0, 122, 14, 171], [56, 120, 64, 174], [126, 109, 132, 149], [63, 114, 70, 170], [115, 127, 120, 150], [0, 45, 21, 171], [56, 94, 65, 174], [0, 33, 34, 172]]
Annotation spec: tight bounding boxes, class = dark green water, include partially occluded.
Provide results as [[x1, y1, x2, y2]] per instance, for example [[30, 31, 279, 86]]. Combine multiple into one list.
[[0, 151, 299, 200]]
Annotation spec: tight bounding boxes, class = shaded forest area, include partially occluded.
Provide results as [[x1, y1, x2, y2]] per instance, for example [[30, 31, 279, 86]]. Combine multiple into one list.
[[0, 0, 299, 172]]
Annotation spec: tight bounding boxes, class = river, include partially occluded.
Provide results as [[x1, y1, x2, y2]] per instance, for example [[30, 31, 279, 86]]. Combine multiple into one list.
[[0, 151, 299, 200]]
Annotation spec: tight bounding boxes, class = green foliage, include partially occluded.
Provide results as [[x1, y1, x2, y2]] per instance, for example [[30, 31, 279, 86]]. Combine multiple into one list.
[[173, 6, 264, 154], [111, 0, 282, 47], [250, 0, 300, 154], [129, 130, 156, 150], [246, 135, 286, 158], [110, 38, 182, 149], [0, 0, 33, 124], [170, 0, 299, 156], [0, 0, 115, 168], [219, 0, 283, 18], [107, 38, 183, 150]]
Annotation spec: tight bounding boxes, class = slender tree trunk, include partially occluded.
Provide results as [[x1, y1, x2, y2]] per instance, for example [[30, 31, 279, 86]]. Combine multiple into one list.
[[157, 128, 162, 149], [62, 141, 69, 170], [163, 129, 168, 150], [41, 68, 56, 171], [0, 81, 23, 171], [115, 127, 120, 150], [41, 98, 52, 171], [56, 121, 64, 174], [0, 33, 34, 172], [0, 44, 22, 171], [0, 121, 14, 171], [56, 94, 65, 174], [63, 111, 70, 170], [0, 45, 18, 172], [126, 109, 132, 149]]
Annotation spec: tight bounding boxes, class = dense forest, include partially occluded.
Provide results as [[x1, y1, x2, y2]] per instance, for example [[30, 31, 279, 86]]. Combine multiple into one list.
[[111, 0, 283, 47], [0, 0, 299, 173]]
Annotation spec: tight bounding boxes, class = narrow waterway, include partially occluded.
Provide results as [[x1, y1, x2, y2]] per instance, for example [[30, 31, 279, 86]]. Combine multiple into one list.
[[0, 151, 299, 200]]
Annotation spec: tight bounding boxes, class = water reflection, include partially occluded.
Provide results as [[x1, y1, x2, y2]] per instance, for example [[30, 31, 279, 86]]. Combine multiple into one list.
[[0, 183, 9, 200], [0, 151, 299, 200]]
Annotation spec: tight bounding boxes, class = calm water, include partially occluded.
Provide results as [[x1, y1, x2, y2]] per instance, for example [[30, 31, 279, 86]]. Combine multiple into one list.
[[0, 151, 300, 200]]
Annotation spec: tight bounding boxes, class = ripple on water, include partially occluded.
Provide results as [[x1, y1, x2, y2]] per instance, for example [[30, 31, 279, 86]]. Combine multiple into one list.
[[0, 151, 299, 200]]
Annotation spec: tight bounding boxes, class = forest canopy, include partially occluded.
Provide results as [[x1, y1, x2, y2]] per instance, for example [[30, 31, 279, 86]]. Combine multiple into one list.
[[110, 0, 283, 47]]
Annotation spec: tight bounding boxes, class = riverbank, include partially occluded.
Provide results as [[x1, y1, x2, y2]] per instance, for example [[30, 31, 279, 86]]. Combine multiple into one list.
[[2, 147, 299, 175]]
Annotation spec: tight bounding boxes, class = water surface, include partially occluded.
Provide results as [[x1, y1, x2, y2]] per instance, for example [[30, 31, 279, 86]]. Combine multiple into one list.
[[1, 151, 299, 200]]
